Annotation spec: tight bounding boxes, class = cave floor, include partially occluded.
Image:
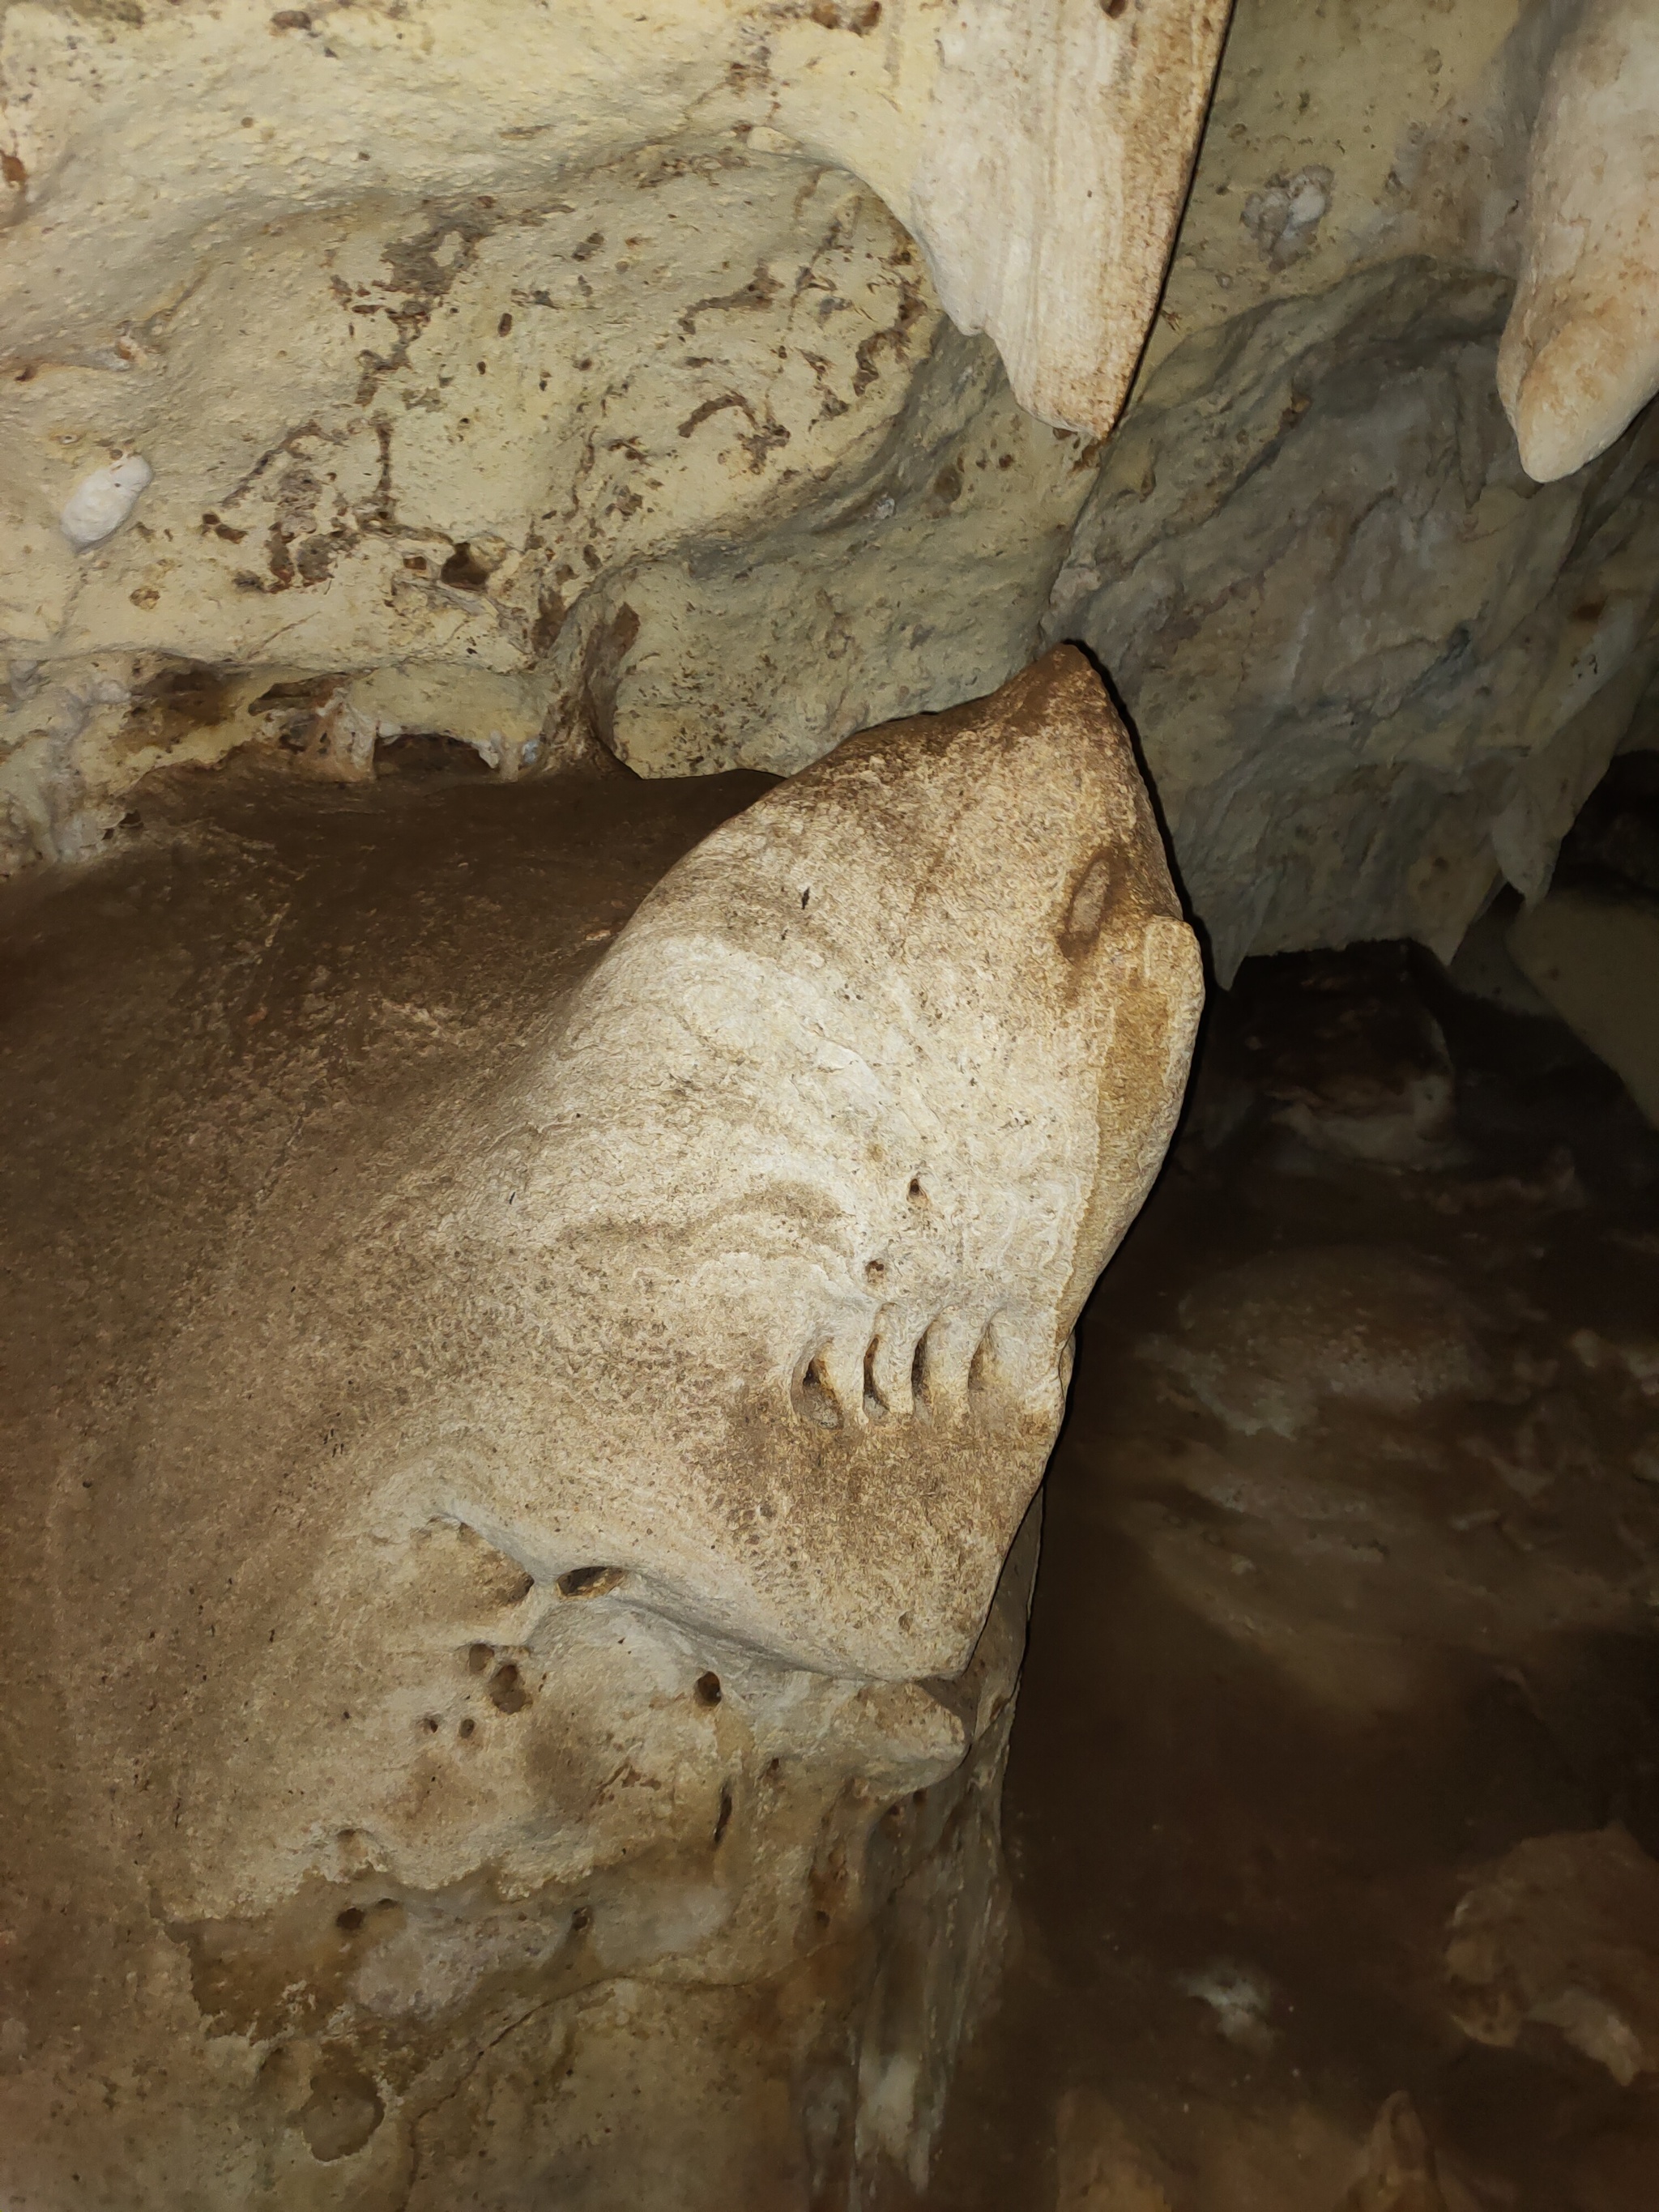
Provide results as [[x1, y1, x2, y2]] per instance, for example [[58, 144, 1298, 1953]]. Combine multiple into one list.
[[925, 966, 1659, 2212]]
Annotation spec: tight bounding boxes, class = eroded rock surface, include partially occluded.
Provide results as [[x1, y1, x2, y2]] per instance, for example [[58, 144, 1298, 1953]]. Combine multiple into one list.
[[5, 0, 1659, 985], [0, 0, 1227, 868], [0, 651, 1201, 2207], [1047, 258, 1659, 979], [1034, 0, 1659, 978]]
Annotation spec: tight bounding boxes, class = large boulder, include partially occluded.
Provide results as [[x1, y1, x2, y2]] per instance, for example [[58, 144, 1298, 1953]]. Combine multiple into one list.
[[0, 650, 1201, 2208]]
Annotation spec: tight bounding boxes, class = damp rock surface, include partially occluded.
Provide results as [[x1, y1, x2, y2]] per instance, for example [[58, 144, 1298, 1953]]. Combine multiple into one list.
[[925, 939, 1659, 2212]]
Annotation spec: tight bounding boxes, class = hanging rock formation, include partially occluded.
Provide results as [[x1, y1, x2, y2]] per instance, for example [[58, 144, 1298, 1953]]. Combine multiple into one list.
[[1498, 0, 1659, 484], [1047, 0, 1659, 978]]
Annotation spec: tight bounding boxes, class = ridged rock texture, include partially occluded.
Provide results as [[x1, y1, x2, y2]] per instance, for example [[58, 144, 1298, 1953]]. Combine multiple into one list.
[[0, 649, 1201, 2207]]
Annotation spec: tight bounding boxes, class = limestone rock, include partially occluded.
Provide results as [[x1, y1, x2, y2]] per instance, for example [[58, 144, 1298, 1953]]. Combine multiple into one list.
[[1040, 0, 1659, 974], [0, 651, 1201, 2206], [0, 0, 1228, 867], [1048, 259, 1659, 979], [1499, 0, 1659, 484], [1129, 0, 1555, 392], [1442, 894, 1558, 1020], [912, 0, 1231, 436], [1448, 1824, 1659, 2084], [1509, 885, 1659, 1128], [1054, 2088, 1179, 2212]]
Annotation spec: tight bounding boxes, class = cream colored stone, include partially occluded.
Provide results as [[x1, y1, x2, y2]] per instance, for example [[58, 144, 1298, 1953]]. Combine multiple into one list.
[[1448, 1825, 1659, 2084], [911, 0, 1231, 435], [57, 450, 151, 548], [0, 650, 1201, 2205], [1130, 0, 1546, 391], [1499, 0, 1659, 484], [1034, 0, 1659, 977], [0, 0, 1229, 867]]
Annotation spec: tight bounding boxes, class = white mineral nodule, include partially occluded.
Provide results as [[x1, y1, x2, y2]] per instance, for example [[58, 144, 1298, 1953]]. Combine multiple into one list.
[[58, 454, 152, 549]]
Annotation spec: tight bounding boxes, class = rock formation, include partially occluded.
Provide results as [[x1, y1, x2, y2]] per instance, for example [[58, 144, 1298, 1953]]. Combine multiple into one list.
[[1498, 0, 1659, 484], [5, 0, 1659, 2194], [4, 0, 1658, 991], [0, 0, 1226, 868], [0, 650, 1201, 2206]]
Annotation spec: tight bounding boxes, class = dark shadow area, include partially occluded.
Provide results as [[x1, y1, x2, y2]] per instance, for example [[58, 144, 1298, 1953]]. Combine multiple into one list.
[[926, 927, 1659, 2212]]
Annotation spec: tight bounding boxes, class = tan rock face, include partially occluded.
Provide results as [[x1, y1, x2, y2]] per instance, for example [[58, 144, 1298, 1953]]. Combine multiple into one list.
[[1448, 1825, 1659, 2086], [0, 0, 1227, 867], [0, 650, 1201, 2206], [1499, 0, 1659, 484]]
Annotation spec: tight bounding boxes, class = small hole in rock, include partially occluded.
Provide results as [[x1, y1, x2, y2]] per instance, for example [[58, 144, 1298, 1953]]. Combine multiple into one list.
[[488, 1661, 530, 1715], [907, 1176, 926, 1203], [695, 1670, 723, 1707], [714, 1785, 734, 1847], [458, 1717, 476, 1739], [794, 1351, 842, 1429], [438, 540, 496, 591], [911, 1329, 932, 1414], [374, 732, 492, 778], [466, 1642, 493, 1674], [421, 1714, 441, 1733], [298, 2052, 383, 2163], [864, 1337, 889, 1421], [558, 1563, 625, 1599], [571, 1905, 592, 1933], [335, 1907, 364, 1933]]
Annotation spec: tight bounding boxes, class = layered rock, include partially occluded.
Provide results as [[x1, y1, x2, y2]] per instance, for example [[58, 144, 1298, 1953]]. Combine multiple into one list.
[[6, 0, 1659, 985]]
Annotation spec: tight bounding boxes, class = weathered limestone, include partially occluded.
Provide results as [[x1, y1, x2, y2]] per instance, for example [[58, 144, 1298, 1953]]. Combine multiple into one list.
[[0, 650, 1202, 2206], [0, 0, 1227, 868], [1042, 0, 1659, 977], [911, 0, 1230, 434], [6, 0, 1657, 982], [1047, 260, 1659, 979], [1498, 0, 1659, 484]]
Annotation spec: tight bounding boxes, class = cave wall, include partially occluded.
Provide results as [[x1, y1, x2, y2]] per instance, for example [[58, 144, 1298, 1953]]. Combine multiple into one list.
[[2, 0, 1657, 978], [1051, 0, 1659, 979]]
